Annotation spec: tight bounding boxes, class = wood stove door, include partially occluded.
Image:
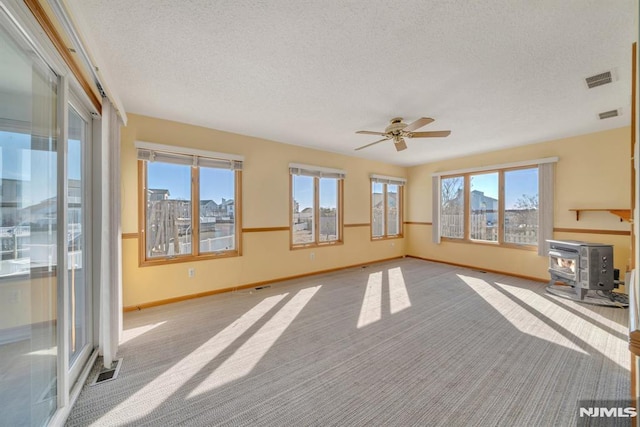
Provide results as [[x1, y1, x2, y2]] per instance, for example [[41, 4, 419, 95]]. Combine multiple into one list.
[[548, 249, 578, 282]]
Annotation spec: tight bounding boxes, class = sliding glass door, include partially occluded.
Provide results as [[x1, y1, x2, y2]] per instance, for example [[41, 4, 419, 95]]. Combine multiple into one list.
[[0, 12, 59, 425], [0, 6, 95, 426]]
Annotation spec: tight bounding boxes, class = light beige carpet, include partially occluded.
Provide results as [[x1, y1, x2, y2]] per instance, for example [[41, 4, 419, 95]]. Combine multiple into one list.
[[66, 258, 630, 426]]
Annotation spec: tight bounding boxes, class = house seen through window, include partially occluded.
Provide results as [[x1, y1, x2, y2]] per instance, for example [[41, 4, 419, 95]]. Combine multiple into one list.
[[290, 164, 344, 247], [138, 145, 242, 264], [371, 175, 405, 238], [439, 167, 539, 246]]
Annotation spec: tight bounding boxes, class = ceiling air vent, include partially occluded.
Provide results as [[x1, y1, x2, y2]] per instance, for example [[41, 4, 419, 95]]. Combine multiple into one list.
[[598, 109, 619, 120], [585, 71, 613, 89]]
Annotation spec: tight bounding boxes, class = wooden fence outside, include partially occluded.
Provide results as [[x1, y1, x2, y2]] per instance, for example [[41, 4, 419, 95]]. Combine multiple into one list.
[[441, 213, 537, 244]]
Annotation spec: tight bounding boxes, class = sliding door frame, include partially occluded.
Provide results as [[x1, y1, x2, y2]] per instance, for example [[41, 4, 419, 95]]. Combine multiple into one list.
[[0, 1, 102, 425], [66, 92, 94, 390]]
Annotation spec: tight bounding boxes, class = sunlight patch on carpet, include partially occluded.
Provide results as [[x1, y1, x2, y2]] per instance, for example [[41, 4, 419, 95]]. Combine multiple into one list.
[[388, 267, 411, 314], [458, 274, 587, 354], [188, 285, 321, 397], [530, 287, 628, 335], [95, 293, 288, 424], [357, 271, 382, 328], [120, 321, 167, 345], [496, 282, 628, 369]]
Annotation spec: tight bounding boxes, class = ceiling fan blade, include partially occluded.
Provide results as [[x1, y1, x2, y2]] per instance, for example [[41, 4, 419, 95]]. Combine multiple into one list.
[[356, 130, 387, 136], [402, 117, 434, 132], [355, 137, 390, 151], [407, 130, 451, 138], [394, 137, 407, 151]]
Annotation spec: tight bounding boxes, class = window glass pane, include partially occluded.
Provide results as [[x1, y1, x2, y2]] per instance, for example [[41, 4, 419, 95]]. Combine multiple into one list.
[[0, 16, 58, 425], [386, 184, 399, 235], [469, 172, 499, 241], [145, 162, 191, 258], [440, 176, 464, 238], [68, 106, 87, 365], [372, 182, 384, 237], [504, 168, 538, 245], [199, 167, 235, 253], [292, 175, 314, 244], [319, 178, 338, 242]]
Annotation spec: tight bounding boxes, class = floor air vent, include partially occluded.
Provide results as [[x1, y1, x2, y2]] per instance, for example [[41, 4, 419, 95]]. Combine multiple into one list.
[[599, 109, 619, 120], [585, 71, 613, 88], [90, 358, 123, 386]]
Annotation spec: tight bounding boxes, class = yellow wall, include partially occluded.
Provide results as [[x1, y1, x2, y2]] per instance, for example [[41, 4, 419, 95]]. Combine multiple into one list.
[[121, 116, 632, 307], [121, 114, 406, 307], [406, 127, 632, 281]]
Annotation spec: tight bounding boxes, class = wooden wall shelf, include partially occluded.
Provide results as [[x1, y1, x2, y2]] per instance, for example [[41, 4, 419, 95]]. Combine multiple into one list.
[[569, 208, 632, 222]]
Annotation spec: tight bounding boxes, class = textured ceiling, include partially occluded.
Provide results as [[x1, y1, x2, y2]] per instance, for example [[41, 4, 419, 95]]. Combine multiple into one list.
[[65, 0, 637, 166]]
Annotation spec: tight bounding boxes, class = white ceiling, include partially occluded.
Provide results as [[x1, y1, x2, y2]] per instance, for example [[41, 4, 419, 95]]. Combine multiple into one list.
[[65, 0, 637, 166]]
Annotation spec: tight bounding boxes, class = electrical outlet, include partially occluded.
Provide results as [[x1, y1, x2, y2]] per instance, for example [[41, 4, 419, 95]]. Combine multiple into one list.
[[391, 242, 395, 247], [188, 268, 195, 278], [310, 252, 315, 260]]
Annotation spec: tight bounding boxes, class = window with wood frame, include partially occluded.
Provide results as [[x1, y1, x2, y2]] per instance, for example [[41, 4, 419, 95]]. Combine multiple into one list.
[[435, 160, 554, 252], [371, 175, 405, 239], [137, 142, 242, 265], [290, 163, 344, 248]]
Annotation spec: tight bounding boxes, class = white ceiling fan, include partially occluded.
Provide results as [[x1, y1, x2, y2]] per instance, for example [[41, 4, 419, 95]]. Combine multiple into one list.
[[355, 117, 451, 151]]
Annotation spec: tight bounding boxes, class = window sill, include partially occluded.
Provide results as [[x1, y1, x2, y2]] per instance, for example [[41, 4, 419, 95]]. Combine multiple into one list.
[[139, 250, 240, 267], [440, 238, 537, 251], [371, 234, 404, 241], [290, 240, 343, 250]]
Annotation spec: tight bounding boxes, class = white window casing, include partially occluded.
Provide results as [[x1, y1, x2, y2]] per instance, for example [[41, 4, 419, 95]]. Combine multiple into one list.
[[136, 141, 243, 170], [370, 174, 406, 186], [289, 163, 345, 179]]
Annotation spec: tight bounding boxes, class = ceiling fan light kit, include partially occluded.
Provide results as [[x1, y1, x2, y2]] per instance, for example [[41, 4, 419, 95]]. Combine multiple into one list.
[[393, 137, 407, 151], [355, 117, 451, 152]]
